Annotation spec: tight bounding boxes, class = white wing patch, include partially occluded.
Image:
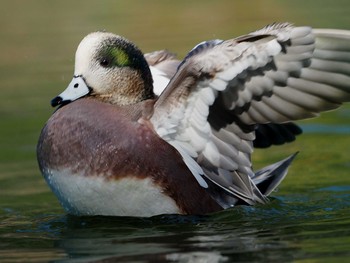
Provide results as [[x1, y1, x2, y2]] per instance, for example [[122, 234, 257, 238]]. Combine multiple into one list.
[[150, 66, 171, 96]]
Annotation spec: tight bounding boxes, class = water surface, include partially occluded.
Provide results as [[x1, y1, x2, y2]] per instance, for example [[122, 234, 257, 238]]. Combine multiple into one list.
[[1, 0, 350, 262]]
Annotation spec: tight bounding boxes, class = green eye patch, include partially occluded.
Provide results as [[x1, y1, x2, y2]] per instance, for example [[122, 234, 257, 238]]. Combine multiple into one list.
[[110, 47, 130, 66], [100, 46, 131, 67]]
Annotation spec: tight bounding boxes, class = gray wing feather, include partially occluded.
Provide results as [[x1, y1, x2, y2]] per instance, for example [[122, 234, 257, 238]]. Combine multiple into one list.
[[151, 24, 350, 207]]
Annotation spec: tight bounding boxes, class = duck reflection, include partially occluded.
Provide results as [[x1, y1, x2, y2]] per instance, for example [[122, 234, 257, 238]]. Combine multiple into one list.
[[52, 202, 303, 262]]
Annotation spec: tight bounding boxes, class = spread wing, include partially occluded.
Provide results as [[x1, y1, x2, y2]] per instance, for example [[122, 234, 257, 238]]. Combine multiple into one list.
[[150, 23, 350, 206], [145, 49, 303, 149], [144, 50, 180, 96]]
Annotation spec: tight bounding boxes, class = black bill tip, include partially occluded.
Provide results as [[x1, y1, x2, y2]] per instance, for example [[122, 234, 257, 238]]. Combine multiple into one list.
[[51, 96, 62, 107], [50, 96, 70, 107]]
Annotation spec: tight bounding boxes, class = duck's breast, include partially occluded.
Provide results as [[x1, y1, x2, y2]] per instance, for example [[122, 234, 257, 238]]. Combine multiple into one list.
[[37, 99, 221, 216]]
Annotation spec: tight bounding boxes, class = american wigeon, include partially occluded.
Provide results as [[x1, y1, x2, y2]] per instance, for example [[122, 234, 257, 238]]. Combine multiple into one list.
[[37, 23, 350, 217]]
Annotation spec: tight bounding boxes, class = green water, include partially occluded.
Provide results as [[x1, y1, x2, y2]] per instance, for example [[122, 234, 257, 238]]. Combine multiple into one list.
[[1, 0, 350, 262]]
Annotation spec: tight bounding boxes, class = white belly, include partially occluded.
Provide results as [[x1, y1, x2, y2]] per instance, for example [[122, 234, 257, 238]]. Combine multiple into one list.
[[43, 169, 181, 217]]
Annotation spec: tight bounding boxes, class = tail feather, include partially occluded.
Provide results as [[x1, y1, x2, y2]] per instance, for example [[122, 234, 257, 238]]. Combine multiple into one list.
[[252, 152, 298, 196], [205, 153, 298, 208]]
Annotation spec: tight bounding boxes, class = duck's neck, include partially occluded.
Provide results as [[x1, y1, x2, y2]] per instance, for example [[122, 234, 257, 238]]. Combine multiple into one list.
[[91, 83, 155, 106]]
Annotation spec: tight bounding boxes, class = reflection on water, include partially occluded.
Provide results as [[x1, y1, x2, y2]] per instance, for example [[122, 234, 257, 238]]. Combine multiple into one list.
[[1, 0, 350, 262], [2, 188, 350, 262]]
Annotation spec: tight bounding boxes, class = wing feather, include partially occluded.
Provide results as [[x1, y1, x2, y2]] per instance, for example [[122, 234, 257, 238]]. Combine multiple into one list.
[[144, 50, 180, 96], [149, 23, 350, 207]]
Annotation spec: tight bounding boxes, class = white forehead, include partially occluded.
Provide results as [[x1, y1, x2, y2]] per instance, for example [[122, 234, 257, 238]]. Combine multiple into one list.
[[74, 32, 118, 74]]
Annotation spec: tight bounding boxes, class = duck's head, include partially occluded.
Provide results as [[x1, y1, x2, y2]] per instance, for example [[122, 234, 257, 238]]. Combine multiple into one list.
[[51, 32, 154, 107]]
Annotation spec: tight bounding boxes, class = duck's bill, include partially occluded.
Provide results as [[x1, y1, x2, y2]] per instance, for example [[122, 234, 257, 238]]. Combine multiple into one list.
[[51, 75, 90, 107]]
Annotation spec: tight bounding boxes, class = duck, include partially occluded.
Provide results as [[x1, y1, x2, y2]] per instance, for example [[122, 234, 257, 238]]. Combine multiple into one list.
[[37, 23, 350, 217]]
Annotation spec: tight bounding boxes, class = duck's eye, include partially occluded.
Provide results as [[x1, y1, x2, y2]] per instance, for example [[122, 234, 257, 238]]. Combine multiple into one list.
[[99, 47, 130, 68], [100, 58, 110, 67]]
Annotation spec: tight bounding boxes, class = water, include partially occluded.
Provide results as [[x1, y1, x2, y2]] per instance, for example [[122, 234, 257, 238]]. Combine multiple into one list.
[[2, 194, 350, 262], [1, 0, 350, 262]]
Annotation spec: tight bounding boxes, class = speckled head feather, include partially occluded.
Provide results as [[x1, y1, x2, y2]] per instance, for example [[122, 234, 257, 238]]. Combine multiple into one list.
[[74, 32, 154, 105]]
